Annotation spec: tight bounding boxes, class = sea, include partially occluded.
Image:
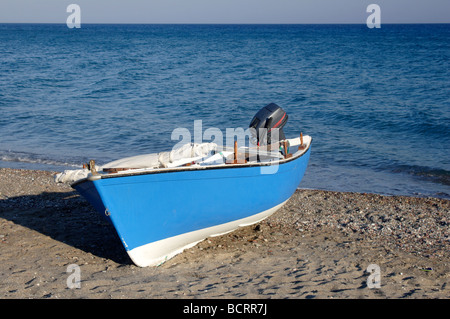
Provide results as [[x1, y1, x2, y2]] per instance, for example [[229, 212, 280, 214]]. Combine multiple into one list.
[[0, 24, 449, 199]]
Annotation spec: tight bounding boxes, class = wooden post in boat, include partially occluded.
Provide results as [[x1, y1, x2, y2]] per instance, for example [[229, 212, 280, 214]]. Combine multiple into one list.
[[298, 132, 306, 150], [226, 140, 247, 164], [283, 140, 292, 159], [87, 159, 98, 175]]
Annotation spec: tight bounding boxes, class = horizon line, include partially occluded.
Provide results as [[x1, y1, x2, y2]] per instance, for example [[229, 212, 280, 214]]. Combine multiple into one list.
[[1, 22, 449, 25]]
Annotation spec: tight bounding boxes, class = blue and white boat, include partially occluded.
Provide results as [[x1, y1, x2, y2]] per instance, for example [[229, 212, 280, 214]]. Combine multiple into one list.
[[56, 104, 312, 267]]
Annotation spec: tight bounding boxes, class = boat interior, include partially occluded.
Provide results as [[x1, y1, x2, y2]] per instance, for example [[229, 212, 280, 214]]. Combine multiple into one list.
[[54, 103, 311, 184]]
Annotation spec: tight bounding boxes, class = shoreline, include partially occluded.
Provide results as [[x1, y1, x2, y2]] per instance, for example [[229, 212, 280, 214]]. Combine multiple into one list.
[[0, 167, 448, 299]]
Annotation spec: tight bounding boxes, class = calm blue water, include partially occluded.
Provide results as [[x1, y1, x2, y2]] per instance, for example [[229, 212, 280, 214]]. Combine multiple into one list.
[[0, 24, 449, 198]]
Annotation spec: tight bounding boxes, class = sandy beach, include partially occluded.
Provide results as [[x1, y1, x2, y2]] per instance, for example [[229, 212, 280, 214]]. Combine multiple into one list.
[[0, 167, 448, 299]]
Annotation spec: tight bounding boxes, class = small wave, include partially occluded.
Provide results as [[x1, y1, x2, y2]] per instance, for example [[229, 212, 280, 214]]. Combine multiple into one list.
[[0, 150, 82, 170], [390, 164, 450, 186]]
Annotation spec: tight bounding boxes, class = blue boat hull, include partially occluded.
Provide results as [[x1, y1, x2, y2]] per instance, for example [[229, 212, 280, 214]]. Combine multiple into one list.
[[73, 144, 311, 266]]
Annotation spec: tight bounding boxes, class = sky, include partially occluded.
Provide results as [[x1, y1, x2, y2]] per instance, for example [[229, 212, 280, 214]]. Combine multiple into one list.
[[0, 0, 449, 24]]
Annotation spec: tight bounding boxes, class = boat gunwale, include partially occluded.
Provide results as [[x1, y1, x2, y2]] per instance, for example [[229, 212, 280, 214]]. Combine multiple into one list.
[[71, 138, 312, 188]]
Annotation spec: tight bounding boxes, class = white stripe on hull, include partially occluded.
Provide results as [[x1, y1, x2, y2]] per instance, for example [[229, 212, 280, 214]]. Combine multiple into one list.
[[127, 200, 288, 267]]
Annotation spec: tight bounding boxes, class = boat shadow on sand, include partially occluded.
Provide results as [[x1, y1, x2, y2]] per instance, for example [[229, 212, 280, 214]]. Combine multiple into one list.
[[0, 190, 133, 265]]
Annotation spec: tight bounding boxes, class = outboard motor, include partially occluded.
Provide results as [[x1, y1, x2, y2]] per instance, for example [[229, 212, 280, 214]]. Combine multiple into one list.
[[249, 103, 288, 145]]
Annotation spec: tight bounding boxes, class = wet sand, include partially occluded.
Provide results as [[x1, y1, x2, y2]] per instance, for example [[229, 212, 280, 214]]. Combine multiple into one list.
[[0, 168, 448, 299]]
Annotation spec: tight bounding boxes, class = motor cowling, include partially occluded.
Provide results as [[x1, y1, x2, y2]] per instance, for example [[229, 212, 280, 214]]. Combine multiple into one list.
[[249, 103, 288, 145]]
